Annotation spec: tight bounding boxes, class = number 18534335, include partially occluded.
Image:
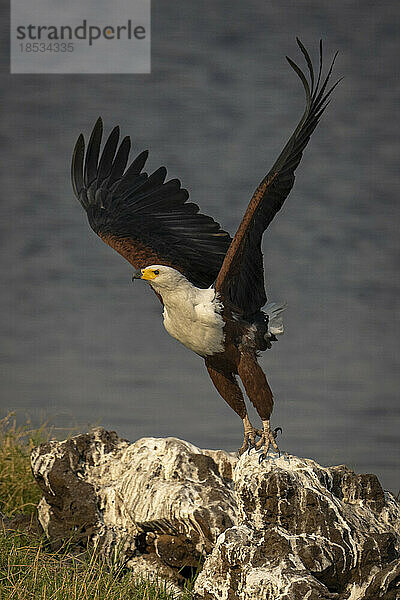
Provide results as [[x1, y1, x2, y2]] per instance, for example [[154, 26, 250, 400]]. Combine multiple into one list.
[[19, 42, 74, 52]]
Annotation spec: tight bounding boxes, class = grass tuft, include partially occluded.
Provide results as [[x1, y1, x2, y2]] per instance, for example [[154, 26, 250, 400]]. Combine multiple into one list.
[[0, 415, 194, 599], [0, 529, 193, 599], [0, 414, 48, 516]]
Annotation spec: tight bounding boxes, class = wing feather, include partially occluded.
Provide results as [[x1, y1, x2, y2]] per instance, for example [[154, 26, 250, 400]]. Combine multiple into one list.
[[97, 126, 120, 183], [108, 136, 131, 185], [71, 120, 232, 288], [84, 117, 102, 187], [215, 40, 340, 317], [71, 134, 85, 200]]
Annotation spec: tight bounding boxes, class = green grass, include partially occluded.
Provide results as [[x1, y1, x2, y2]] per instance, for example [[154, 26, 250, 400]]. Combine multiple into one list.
[[0, 414, 46, 517], [0, 530, 194, 600], [0, 415, 194, 599]]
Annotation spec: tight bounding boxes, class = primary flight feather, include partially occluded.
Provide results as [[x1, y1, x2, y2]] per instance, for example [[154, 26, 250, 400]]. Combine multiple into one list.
[[72, 40, 339, 458]]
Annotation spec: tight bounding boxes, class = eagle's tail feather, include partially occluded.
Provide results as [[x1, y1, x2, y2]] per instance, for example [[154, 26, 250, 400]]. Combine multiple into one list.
[[265, 302, 286, 337]]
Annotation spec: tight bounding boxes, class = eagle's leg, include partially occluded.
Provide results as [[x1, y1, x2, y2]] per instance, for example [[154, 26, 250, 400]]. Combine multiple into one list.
[[241, 414, 263, 455], [205, 359, 261, 455], [238, 352, 281, 458]]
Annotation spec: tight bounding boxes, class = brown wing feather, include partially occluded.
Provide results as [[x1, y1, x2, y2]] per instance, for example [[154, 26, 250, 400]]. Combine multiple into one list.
[[215, 40, 340, 317], [99, 233, 177, 270], [214, 173, 278, 297], [71, 118, 232, 289]]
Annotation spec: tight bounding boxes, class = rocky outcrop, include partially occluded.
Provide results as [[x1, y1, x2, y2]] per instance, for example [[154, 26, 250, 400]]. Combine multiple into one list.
[[195, 453, 400, 599], [31, 428, 400, 599], [31, 428, 237, 586]]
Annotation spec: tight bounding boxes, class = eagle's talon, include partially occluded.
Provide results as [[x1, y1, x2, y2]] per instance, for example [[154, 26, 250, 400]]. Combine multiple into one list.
[[247, 439, 257, 455], [239, 417, 262, 457], [255, 420, 282, 459]]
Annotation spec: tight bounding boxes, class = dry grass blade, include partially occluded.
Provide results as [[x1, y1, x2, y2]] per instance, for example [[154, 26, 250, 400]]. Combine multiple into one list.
[[0, 415, 194, 598]]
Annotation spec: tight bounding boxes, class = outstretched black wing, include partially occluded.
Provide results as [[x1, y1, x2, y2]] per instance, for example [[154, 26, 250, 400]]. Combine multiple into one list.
[[215, 39, 341, 317], [71, 118, 232, 288]]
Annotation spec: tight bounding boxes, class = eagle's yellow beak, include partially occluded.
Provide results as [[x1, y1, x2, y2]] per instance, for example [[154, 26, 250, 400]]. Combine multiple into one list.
[[132, 268, 159, 282], [141, 268, 158, 281]]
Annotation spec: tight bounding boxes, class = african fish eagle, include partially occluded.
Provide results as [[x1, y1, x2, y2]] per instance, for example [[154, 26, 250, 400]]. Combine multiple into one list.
[[71, 40, 339, 459]]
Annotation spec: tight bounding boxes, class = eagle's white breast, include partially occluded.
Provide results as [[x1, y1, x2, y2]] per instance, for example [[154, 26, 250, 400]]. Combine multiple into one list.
[[141, 265, 226, 357], [162, 286, 225, 357]]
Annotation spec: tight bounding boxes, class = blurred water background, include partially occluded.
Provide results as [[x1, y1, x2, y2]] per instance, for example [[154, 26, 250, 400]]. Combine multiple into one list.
[[1, 1, 399, 491]]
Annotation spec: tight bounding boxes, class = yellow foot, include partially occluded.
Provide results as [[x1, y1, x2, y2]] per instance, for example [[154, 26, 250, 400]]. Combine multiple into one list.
[[256, 420, 282, 463], [238, 415, 262, 456]]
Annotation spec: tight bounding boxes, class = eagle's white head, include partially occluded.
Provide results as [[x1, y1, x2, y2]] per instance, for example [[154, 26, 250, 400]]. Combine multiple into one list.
[[133, 265, 189, 293]]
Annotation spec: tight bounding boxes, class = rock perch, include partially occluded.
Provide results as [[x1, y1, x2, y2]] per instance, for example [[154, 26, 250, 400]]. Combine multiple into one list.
[[31, 428, 400, 599]]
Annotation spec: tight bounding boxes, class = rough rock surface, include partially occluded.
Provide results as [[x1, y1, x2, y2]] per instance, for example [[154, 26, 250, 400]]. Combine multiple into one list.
[[195, 453, 400, 599], [31, 427, 237, 587], [31, 428, 400, 599]]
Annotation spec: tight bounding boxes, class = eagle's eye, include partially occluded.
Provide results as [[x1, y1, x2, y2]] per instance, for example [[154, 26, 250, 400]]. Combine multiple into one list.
[[153, 270, 160, 275]]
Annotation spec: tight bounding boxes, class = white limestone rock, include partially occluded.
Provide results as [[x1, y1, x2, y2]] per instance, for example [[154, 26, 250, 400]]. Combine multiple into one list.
[[194, 452, 400, 600], [31, 428, 236, 561], [31, 429, 400, 599]]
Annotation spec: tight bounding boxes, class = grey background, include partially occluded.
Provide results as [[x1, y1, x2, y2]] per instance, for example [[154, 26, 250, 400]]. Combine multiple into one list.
[[1, 1, 399, 491]]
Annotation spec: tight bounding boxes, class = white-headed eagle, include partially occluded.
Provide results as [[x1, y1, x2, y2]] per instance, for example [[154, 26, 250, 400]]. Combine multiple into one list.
[[71, 40, 339, 459]]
